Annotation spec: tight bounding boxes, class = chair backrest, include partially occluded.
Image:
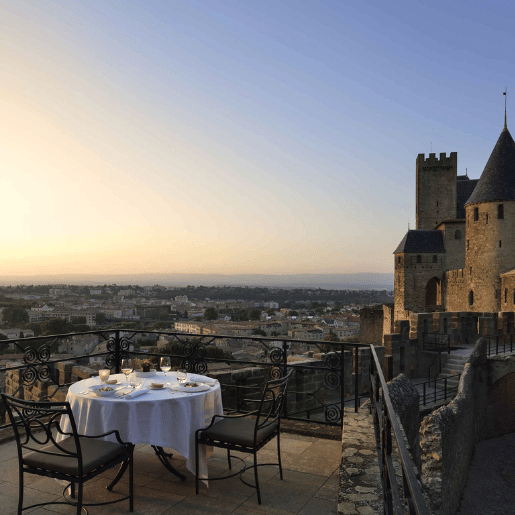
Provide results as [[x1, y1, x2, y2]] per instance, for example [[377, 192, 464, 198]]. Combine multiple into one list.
[[1, 393, 83, 471], [255, 370, 293, 435]]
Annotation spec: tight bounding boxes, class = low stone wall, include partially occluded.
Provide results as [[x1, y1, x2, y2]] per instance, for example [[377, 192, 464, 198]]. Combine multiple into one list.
[[387, 373, 421, 473], [419, 338, 488, 515]]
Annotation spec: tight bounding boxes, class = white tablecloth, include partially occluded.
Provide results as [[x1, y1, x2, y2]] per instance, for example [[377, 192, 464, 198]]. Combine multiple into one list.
[[59, 372, 223, 479]]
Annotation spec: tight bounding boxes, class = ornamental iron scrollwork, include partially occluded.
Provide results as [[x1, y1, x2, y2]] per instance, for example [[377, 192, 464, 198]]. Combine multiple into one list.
[[325, 404, 341, 423], [269, 366, 283, 380], [324, 371, 341, 390], [195, 361, 208, 375], [325, 352, 340, 369], [106, 337, 116, 353], [270, 348, 284, 364], [24, 347, 38, 365], [181, 359, 195, 373], [182, 343, 194, 357], [22, 366, 38, 386], [120, 337, 131, 352], [194, 344, 207, 359]]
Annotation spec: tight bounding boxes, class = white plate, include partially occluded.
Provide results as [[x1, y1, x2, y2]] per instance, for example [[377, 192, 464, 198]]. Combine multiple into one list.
[[172, 383, 210, 393]]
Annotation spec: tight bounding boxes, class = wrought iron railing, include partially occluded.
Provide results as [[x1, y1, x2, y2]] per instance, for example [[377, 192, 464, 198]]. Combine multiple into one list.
[[370, 345, 430, 515], [485, 334, 515, 357], [0, 329, 370, 429], [413, 375, 461, 408]]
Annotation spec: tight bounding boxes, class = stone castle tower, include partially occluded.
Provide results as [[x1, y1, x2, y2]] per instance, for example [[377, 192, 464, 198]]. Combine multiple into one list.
[[416, 152, 458, 230], [394, 120, 515, 319]]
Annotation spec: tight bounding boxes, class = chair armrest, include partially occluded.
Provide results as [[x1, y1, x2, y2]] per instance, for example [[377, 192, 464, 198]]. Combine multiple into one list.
[[79, 429, 128, 445]]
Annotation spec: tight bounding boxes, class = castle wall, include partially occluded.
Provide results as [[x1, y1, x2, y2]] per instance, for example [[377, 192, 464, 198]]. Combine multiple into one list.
[[465, 200, 515, 312], [360, 306, 386, 346], [395, 252, 445, 315], [445, 268, 468, 312], [501, 274, 515, 311], [440, 221, 466, 271], [416, 152, 457, 230]]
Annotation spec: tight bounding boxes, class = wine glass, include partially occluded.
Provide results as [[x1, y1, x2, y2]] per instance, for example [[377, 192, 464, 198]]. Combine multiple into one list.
[[121, 358, 133, 385], [160, 356, 171, 384], [177, 369, 187, 385], [99, 369, 110, 383]]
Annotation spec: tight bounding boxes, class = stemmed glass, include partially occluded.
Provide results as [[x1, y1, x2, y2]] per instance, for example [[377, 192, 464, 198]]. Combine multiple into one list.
[[121, 358, 133, 386], [160, 356, 171, 384]]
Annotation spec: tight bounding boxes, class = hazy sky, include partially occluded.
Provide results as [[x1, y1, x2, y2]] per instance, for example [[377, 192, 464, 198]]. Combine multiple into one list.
[[2, 0, 514, 278]]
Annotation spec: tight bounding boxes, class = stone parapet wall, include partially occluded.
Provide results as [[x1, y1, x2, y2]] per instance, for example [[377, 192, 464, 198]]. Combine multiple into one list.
[[419, 338, 488, 515], [387, 373, 421, 472]]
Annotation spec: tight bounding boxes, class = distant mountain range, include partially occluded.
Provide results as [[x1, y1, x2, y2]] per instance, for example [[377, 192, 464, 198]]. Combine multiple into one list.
[[0, 273, 394, 290]]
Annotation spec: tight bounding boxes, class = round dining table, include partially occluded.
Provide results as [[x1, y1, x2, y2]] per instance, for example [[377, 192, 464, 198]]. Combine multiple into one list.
[[59, 371, 223, 481]]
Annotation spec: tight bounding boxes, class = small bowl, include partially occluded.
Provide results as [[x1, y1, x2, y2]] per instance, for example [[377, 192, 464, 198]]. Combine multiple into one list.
[[90, 385, 117, 397], [150, 382, 164, 389]]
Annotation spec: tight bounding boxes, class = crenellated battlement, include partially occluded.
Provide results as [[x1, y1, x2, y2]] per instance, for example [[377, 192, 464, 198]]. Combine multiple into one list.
[[417, 152, 457, 169]]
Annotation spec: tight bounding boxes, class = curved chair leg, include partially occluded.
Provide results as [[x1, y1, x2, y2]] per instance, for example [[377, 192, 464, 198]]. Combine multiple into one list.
[[17, 469, 23, 515], [129, 448, 134, 512], [277, 433, 283, 480], [76, 482, 83, 515], [227, 448, 231, 469], [195, 434, 200, 494], [254, 451, 261, 505]]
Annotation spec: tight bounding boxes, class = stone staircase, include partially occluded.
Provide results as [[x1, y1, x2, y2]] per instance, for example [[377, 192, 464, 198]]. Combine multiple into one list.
[[436, 354, 469, 389]]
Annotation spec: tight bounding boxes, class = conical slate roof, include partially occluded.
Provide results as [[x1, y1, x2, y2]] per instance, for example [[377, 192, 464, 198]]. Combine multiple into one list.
[[466, 126, 515, 205]]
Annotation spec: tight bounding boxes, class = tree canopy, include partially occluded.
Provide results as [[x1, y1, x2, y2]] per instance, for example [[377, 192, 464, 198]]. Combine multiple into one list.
[[204, 307, 219, 321], [2, 306, 29, 327]]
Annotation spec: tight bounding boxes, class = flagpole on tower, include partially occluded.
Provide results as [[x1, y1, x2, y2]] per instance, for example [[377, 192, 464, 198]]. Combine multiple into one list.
[[504, 88, 507, 129]]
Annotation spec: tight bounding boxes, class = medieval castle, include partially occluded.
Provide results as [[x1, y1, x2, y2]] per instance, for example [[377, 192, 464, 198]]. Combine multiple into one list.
[[361, 116, 515, 378]]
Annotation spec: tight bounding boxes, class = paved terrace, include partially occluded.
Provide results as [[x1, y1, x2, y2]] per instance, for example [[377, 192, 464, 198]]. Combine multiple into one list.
[[0, 426, 344, 515]]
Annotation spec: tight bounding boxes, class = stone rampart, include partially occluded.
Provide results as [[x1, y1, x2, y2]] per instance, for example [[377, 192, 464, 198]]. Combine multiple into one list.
[[387, 373, 421, 472], [419, 338, 488, 515]]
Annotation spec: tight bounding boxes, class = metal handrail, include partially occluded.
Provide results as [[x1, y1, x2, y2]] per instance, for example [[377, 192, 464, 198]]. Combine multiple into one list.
[[369, 345, 430, 515]]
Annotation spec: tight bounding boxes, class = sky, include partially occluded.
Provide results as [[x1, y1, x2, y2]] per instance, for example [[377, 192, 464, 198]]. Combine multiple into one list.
[[1, 0, 515, 279]]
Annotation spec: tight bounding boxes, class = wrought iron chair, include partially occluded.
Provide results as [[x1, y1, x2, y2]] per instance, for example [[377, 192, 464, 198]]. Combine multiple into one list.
[[1, 393, 134, 515], [195, 370, 292, 504]]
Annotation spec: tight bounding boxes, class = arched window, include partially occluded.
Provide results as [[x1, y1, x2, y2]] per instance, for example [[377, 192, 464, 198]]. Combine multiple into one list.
[[432, 255, 438, 263], [455, 229, 462, 240], [498, 204, 504, 219], [469, 290, 474, 306], [505, 288, 508, 304], [417, 255, 422, 264], [474, 207, 479, 221]]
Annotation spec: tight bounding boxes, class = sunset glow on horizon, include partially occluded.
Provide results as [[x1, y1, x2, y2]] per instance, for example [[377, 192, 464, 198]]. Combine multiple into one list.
[[2, 1, 514, 279]]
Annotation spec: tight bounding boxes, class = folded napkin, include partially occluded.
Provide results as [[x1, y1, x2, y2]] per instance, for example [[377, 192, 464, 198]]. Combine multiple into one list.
[[189, 374, 217, 386], [125, 389, 147, 399]]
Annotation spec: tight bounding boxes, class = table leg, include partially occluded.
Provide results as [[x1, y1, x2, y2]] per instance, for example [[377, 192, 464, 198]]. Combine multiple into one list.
[[152, 445, 187, 481]]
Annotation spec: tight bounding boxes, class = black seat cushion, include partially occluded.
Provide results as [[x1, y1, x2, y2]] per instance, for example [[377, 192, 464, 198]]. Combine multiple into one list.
[[200, 417, 278, 447], [24, 437, 127, 476]]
